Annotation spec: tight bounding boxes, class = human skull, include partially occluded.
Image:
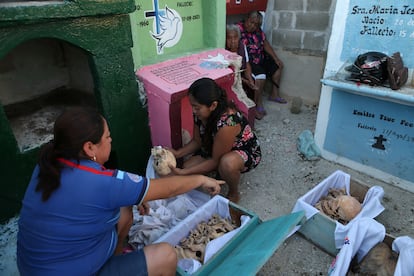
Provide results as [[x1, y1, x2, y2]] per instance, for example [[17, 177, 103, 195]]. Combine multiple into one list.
[[315, 189, 362, 224], [336, 195, 362, 222], [151, 146, 176, 176]]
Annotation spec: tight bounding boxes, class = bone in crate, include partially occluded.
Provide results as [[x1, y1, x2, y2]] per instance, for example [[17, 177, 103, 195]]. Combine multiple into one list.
[[350, 242, 398, 275], [174, 214, 237, 263], [314, 188, 361, 224]]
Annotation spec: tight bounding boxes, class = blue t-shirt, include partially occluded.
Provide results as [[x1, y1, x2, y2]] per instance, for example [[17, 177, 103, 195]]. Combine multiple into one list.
[[17, 159, 149, 276]]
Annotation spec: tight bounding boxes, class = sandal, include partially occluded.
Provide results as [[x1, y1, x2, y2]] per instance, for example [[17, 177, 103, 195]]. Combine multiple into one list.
[[268, 96, 287, 104], [256, 106, 267, 115]]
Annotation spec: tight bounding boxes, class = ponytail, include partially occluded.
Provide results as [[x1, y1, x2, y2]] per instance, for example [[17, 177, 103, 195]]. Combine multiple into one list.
[[35, 107, 104, 201], [36, 141, 62, 201]]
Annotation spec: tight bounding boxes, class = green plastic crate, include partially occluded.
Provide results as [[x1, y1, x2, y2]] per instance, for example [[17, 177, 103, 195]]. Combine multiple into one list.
[[155, 195, 305, 275]]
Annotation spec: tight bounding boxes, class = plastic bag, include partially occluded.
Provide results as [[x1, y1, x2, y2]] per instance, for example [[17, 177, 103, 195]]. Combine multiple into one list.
[[297, 129, 321, 160]]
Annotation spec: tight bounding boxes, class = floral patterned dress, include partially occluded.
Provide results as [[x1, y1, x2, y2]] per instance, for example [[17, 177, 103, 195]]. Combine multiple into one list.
[[195, 111, 261, 172], [237, 21, 266, 66]]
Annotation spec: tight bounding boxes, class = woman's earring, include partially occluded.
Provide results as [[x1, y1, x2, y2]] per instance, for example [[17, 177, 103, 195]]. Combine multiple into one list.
[[92, 155, 96, 162]]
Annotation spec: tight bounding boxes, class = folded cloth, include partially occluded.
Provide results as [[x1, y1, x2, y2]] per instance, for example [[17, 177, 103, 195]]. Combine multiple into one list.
[[328, 218, 385, 276], [128, 207, 170, 249], [128, 191, 210, 249], [128, 158, 211, 249], [334, 183, 385, 249], [393, 236, 414, 276]]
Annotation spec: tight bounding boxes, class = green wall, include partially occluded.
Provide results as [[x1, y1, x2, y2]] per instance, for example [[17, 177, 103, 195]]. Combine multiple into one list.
[[130, 0, 226, 68], [0, 1, 151, 222], [0, 0, 227, 222]]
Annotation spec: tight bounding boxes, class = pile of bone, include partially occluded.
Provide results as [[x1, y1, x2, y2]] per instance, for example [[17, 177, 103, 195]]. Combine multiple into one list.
[[174, 214, 237, 263], [314, 188, 362, 225], [350, 242, 398, 275]]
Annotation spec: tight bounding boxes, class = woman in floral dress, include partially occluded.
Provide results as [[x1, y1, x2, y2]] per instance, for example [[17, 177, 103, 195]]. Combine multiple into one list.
[[169, 78, 261, 203]]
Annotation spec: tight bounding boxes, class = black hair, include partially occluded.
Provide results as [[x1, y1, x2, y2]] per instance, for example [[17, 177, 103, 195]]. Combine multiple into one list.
[[36, 107, 104, 201], [188, 78, 235, 154], [247, 10, 263, 26]]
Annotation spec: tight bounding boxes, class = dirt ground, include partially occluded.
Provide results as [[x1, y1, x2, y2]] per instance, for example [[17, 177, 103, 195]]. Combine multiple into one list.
[[1, 96, 413, 276], [236, 99, 414, 275]]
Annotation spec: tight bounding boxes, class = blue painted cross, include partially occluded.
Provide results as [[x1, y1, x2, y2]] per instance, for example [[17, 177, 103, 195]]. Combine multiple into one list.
[[145, 0, 166, 34]]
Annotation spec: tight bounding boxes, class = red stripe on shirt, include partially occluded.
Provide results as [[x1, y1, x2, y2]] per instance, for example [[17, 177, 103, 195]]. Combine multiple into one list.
[[57, 158, 115, 176]]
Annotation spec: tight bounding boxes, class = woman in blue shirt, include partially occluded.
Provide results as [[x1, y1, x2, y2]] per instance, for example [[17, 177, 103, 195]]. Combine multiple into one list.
[[17, 107, 223, 276]]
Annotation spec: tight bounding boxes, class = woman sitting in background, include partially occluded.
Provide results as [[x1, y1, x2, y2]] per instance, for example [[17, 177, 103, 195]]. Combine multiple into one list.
[[237, 10, 287, 114], [226, 24, 266, 120], [17, 106, 223, 276], [169, 78, 261, 203]]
